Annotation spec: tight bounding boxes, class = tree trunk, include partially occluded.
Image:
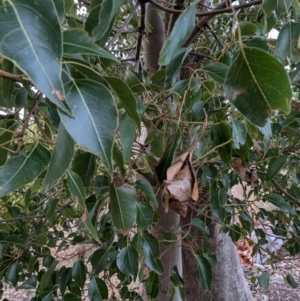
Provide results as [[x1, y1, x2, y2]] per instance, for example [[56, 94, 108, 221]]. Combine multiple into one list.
[[143, 4, 182, 301]]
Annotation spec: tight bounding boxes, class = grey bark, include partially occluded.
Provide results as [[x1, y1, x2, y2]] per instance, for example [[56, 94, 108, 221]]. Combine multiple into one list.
[[211, 231, 254, 301], [143, 4, 182, 301]]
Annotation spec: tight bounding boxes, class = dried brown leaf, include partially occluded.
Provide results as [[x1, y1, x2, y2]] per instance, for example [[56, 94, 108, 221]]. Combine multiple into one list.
[[232, 158, 259, 188]]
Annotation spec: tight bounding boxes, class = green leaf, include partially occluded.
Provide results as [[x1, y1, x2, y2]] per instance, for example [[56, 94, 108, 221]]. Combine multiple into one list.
[[89, 277, 109, 301], [88, 0, 125, 45], [113, 144, 126, 177], [266, 155, 288, 180], [159, 3, 196, 65], [191, 218, 208, 233], [195, 254, 213, 291], [117, 246, 139, 279], [39, 262, 57, 294], [164, 46, 192, 89], [63, 29, 118, 62], [210, 190, 227, 222], [59, 79, 118, 176], [67, 170, 101, 243], [104, 76, 140, 127], [141, 233, 164, 275], [43, 123, 74, 188], [264, 193, 296, 214], [0, 144, 50, 198], [135, 179, 158, 208], [137, 202, 154, 229], [109, 184, 137, 234], [275, 22, 300, 63], [224, 47, 292, 127], [6, 262, 20, 286], [236, 21, 258, 37], [72, 259, 86, 289], [53, 0, 65, 24], [72, 152, 96, 187], [211, 123, 232, 165], [119, 112, 137, 165], [203, 63, 228, 85], [232, 120, 247, 149], [35, 234, 48, 246], [258, 271, 270, 288], [0, 0, 69, 114], [16, 275, 37, 290], [155, 128, 181, 183], [263, 0, 277, 16], [286, 274, 299, 288], [90, 248, 109, 275]]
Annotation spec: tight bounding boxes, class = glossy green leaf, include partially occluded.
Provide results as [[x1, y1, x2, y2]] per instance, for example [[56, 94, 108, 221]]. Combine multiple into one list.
[[104, 76, 140, 127], [195, 254, 212, 291], [155, 128, 181, 183], [0, 0, 69, 114], [39, 262, 57, 294], [211, 123, 232, 164], [119, 112, 137, 165], [72, 152, 96, 187], [53, 0, 64, 23], [275, 22, 300, 63], [137, 202, 154, 229], [191, 218, 208, 233], [135, 179, 158, 208], [258, 271, 270, 288], [224, 47, 292, 127], [239, 212, 254, 233], [0, 144, 50, 198], [164, 46, 192, 89], [159, 3, 196, 65], [88, 0, 125, 45], [264, 193, 296, 214], [232, 120, 247, 149], [263, 0, 277, 16], [72, 259, 86, 289], [59, 79, 118, 176], [89, 277, 109, 301], [43, 123, 74, 188], [16, 275, 37, 290], [236, 22, 258, 37], [67, 170, 101, 243], [113, 144, 126, 177], [141, 233, 164, 275], [286, 274, 298, 288], [6, 262, 20, 286], [63, 29, 118, 62], [117, 246, 139, 279], [246, 37, 269, 52], [90, 248, 109, 275], [109, 184, 137, 234], [258, 118, 272, 153], [203, 63, 228, 85], [266, 155, 288, 180], [210, 190, 227, 222], [278, 0, 292, 14]]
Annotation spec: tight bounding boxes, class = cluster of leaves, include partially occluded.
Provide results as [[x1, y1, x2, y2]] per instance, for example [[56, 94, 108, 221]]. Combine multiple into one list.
[[0, 0, 300, 299]]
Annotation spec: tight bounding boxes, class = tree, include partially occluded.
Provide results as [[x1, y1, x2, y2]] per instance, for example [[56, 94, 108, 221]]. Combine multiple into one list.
[[0, 0, 300, 300]]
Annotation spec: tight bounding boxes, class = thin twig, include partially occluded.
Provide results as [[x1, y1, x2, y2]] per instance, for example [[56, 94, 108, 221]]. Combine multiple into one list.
[[107, 2, 139, 48], [148, 0, 262, 17], [0, 70, 27, 82], [135, 2, 146, 71]]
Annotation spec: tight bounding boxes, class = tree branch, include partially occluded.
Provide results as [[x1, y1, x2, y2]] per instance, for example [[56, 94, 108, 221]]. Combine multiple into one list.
[[0, 70, 27, 82], [107, 2, 139, 48], [184, 0, 262, 46], [148, 0, 262, 18]]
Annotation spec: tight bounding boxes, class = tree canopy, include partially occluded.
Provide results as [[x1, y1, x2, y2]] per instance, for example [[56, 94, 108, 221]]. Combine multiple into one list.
[[1, 0, 300, 300]]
